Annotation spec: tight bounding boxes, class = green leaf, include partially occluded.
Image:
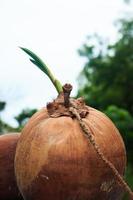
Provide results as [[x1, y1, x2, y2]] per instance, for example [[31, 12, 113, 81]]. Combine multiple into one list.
[[20, 47, 50, 76], [30, 59, 48, 75], [20, 47, 63, 94]]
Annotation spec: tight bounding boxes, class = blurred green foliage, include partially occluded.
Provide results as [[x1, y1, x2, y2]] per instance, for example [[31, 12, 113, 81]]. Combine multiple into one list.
[[0, 101, 6, 111], [78, 18, 133, 198], [15, 108, 37, 130], [0, 101, 14, 133], [78, 19, 133, 114], [0, 101, 37, 133]]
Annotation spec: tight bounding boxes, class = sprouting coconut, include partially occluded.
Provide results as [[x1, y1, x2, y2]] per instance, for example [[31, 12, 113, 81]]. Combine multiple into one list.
[[0, 133, 23, 200], [15, 48, 133, 200]]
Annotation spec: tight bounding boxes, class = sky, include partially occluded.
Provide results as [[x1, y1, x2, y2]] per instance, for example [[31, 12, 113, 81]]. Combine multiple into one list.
[[0, 0, 132, 126]]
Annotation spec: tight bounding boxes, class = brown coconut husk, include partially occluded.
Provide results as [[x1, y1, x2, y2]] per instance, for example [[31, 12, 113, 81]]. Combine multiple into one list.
[[15, 86, 129, 200]]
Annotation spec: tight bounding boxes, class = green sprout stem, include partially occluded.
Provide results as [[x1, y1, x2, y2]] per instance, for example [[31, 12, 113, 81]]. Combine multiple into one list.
[[20, 47, 63, 94]]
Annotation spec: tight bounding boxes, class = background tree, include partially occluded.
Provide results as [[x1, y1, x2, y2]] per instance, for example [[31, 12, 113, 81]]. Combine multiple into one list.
[[15, 108, 37, 130], [0, 101, 15, 133], [0, 101, 6, 111], [0, 100, 37, 133], [78, 19, 133, 114]]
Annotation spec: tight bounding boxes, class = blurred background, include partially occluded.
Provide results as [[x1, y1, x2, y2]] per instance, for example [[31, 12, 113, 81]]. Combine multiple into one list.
[[0, 0, 133, 199]]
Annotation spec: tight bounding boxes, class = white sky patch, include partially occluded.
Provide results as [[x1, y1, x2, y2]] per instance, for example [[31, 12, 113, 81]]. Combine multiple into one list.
[[0, 0, 132, 126]]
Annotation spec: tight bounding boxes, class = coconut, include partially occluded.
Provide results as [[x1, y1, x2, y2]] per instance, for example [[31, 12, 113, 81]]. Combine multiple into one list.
[[0, 133, 23, 200], [15, 48, 133, 200], [15, 92, 127, 200]]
